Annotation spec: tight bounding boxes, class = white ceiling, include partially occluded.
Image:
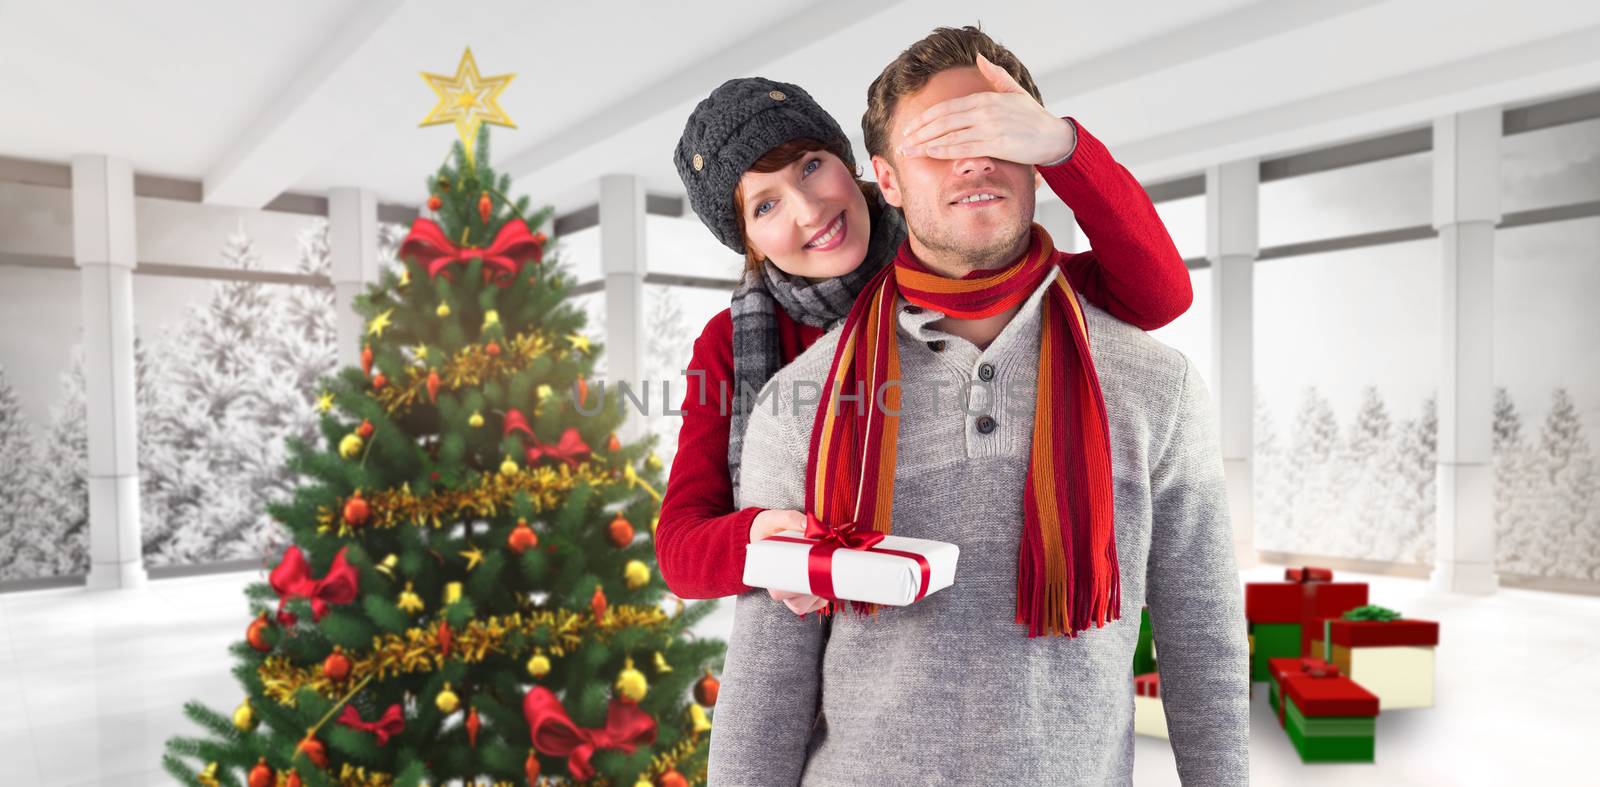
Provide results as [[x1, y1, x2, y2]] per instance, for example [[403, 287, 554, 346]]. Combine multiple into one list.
[[4, 0, 1600, 218]]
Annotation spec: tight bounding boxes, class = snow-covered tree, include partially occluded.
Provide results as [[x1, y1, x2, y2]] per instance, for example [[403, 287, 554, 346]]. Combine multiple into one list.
[[1343, 387, 1399, 559], [1286, 385, 1342, 553], [1540, 388, 1599, 579], [1252, 386, 1291, 552], [1494, 387, 1552, 575], [0, 364, 47, 581], [1389, 394, 1437, 564]]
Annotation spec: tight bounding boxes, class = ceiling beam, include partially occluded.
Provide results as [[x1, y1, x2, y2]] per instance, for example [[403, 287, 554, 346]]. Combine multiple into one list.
[[501, 0, 903, 202], [202, 0, 408, 208], [1113, 22, 1600, 182]]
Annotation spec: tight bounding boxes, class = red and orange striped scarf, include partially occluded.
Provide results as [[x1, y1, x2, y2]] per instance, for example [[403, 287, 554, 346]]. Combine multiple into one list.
[[804, 224, 1120, 637]]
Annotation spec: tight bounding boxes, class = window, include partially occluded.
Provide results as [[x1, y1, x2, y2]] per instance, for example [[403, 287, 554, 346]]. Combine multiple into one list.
[[1501, 116, 1600, 215], [1259, 151, 1431, 248]]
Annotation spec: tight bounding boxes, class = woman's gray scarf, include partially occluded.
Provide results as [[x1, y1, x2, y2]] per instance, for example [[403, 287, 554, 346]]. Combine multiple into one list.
[[726, 193, 906, 501]]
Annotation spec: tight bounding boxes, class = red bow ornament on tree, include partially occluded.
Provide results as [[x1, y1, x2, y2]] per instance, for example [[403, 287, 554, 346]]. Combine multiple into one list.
[[399, 217, 544, 287], [525, 427, 591, 468], [524, 686, 657, 781], [268, 546, 359, 626], [337, 703, 406, 746]]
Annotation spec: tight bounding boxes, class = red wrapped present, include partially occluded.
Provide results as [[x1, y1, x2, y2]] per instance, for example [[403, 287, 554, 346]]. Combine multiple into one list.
[[1281, 669, 1379, 718], [1299, 582, 1368, 655], [1326, 618, 1440, 710], [1279, 665, 1379, 763], [1245, 584, 1301, 624], [1134, 672, 1160, 698], [1132, 672, 1166, 739]]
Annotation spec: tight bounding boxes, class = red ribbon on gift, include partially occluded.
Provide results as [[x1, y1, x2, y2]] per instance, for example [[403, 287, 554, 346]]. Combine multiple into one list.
[[1299, 657, 1340, 678], [1285, 566, 1333, 583], [525, 427, 590, 468], [524, 686, 657, 781], [268, 546, 358, 626], [337, 703, 405, 746], [399, 217, 543, 287], [765, 512, 933, 603]]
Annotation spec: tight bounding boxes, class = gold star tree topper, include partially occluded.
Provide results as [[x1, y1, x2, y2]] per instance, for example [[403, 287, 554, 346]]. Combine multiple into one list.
[[420, 47, 517, 165]]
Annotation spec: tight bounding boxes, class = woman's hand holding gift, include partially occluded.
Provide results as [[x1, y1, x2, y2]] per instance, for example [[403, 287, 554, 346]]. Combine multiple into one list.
[[751, 509, 829, 615]]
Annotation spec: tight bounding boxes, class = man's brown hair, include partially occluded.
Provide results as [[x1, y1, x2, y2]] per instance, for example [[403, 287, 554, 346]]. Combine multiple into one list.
[[862, 25, 1043, 161]]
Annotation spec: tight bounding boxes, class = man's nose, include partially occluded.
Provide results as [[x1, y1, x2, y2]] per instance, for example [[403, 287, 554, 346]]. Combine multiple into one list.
[[953, 156, 996, 177]]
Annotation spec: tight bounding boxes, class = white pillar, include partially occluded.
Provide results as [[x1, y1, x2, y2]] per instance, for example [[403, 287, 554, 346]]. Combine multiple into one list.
[[1430, 109, 1500, 595], [600, 174, 648, 440], [329, 188, 380, 371], [73, 155, 146, 591], [1206, 159, 1258, 568]]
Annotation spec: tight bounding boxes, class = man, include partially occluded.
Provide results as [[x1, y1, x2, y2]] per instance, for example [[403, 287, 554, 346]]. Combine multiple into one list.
[[709, 26, 1249, 785]]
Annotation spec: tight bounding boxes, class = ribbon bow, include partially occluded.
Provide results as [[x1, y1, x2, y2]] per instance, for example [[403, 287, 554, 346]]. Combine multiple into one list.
[[803, 512, 885, 550], [1285, 566, 1332, 583], [525, 427, 591, 468], [337, 703, 405, 746], [399, 217, 543, 287], [524, 686, 657, 780], [268, 546, 358, 626], [1299, 658, 1339, 678]]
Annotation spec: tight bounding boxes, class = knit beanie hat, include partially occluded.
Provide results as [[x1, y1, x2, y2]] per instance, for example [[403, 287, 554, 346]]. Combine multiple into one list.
[[674, 77, 855, 254]]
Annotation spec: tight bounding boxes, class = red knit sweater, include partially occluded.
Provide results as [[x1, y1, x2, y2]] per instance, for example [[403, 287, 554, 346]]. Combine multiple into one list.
[[654, 119, 1193, 599]]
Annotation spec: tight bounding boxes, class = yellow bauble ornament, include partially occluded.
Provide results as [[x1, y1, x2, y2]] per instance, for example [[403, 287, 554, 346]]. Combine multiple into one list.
[[646, 452, 663, 472], [482, 309, 500, 328], [232, 698, 257, 732], [624, 560, 650, 590], [614, 657, 648, 703], [635, 780, 653, 787], [536, 384, 553, 401], [338, 433, 364, 458], [436, 683, 460, 714], [436, 303, 451, 318], [397, 581, 424, 614], [468, 410, 484, 428], [527, 653, 551, 678], [499, 455, 518, 476]]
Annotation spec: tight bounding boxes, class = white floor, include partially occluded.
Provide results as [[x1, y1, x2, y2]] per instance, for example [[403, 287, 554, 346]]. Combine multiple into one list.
[[0, 563, 1594, 786]]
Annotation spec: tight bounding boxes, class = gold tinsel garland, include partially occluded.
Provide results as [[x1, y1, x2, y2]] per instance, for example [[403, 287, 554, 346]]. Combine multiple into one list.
[[317, 462, 610, 536], [371, 330, 558, 415], [258, 605, 673, 706]]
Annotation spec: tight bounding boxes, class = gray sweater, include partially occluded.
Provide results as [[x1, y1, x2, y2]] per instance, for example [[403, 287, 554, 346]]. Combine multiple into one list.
[[709, 273, 1250, 785]]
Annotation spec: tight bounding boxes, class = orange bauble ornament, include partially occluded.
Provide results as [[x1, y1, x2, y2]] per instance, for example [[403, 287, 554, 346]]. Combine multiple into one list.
[[466, 707, 480, 748], [607, 513, 634, 548], [357, 419, 374, 439], [659, 769, 689, 787], [508, 520, 538, 554], [576, 375, 589, 407], [525, 751, 541, 782], [295, 736, 327, 768], [323, 647, 351, 682], [343, 492, 369, 527], [438, 619, 453, 657], [694, 670, 721, 707], [360, 344, 373, 376], [285, 771, 303, 787], [478, 191, 492, 223], [427, 194, 442, 211], [426, 370, 441, 403], [246, 613, 272, 652], [247, 758, 273, 787], [485, 340, 501, 357], [591, 585, 608, 621], [606, 432, 622, 453], [372, 372, 388, 390]]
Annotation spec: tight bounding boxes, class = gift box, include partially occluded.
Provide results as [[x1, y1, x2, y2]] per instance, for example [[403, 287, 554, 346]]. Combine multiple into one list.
[[1266, 657, 1340, 726], [1279, 665, 1379, 764], [1249, 623, 1302, 682], [742, 528, 959, 607], [1323, 618, 1439, 710], [1132, 672, 1167, 739]]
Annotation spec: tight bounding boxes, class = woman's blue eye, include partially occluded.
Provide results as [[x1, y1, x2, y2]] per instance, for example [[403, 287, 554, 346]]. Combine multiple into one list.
[[803, 158, 821, 176], [755, 200, 774, 217]]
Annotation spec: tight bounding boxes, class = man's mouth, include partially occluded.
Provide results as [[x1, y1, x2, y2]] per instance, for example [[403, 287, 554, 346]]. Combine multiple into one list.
[[951, 191, 1004, 206], [805, 212, 847, 250]]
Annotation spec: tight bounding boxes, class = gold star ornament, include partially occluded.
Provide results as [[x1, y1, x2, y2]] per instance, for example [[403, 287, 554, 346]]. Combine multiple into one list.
[[460, 544, 484, 571], [367, 309, 395, 338], [316, 391, 335, 413], [420, 48, 517, 166]]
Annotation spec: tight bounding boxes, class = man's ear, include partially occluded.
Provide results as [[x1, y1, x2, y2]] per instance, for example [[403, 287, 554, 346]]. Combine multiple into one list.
[[872, 154, 903, 208]]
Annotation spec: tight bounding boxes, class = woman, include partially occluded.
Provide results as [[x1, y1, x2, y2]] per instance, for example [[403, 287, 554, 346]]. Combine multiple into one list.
[[655, 71, 1191, 613]]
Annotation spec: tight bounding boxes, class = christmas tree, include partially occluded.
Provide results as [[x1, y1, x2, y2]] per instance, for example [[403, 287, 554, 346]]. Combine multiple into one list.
[[163, 52, 725, 786]]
